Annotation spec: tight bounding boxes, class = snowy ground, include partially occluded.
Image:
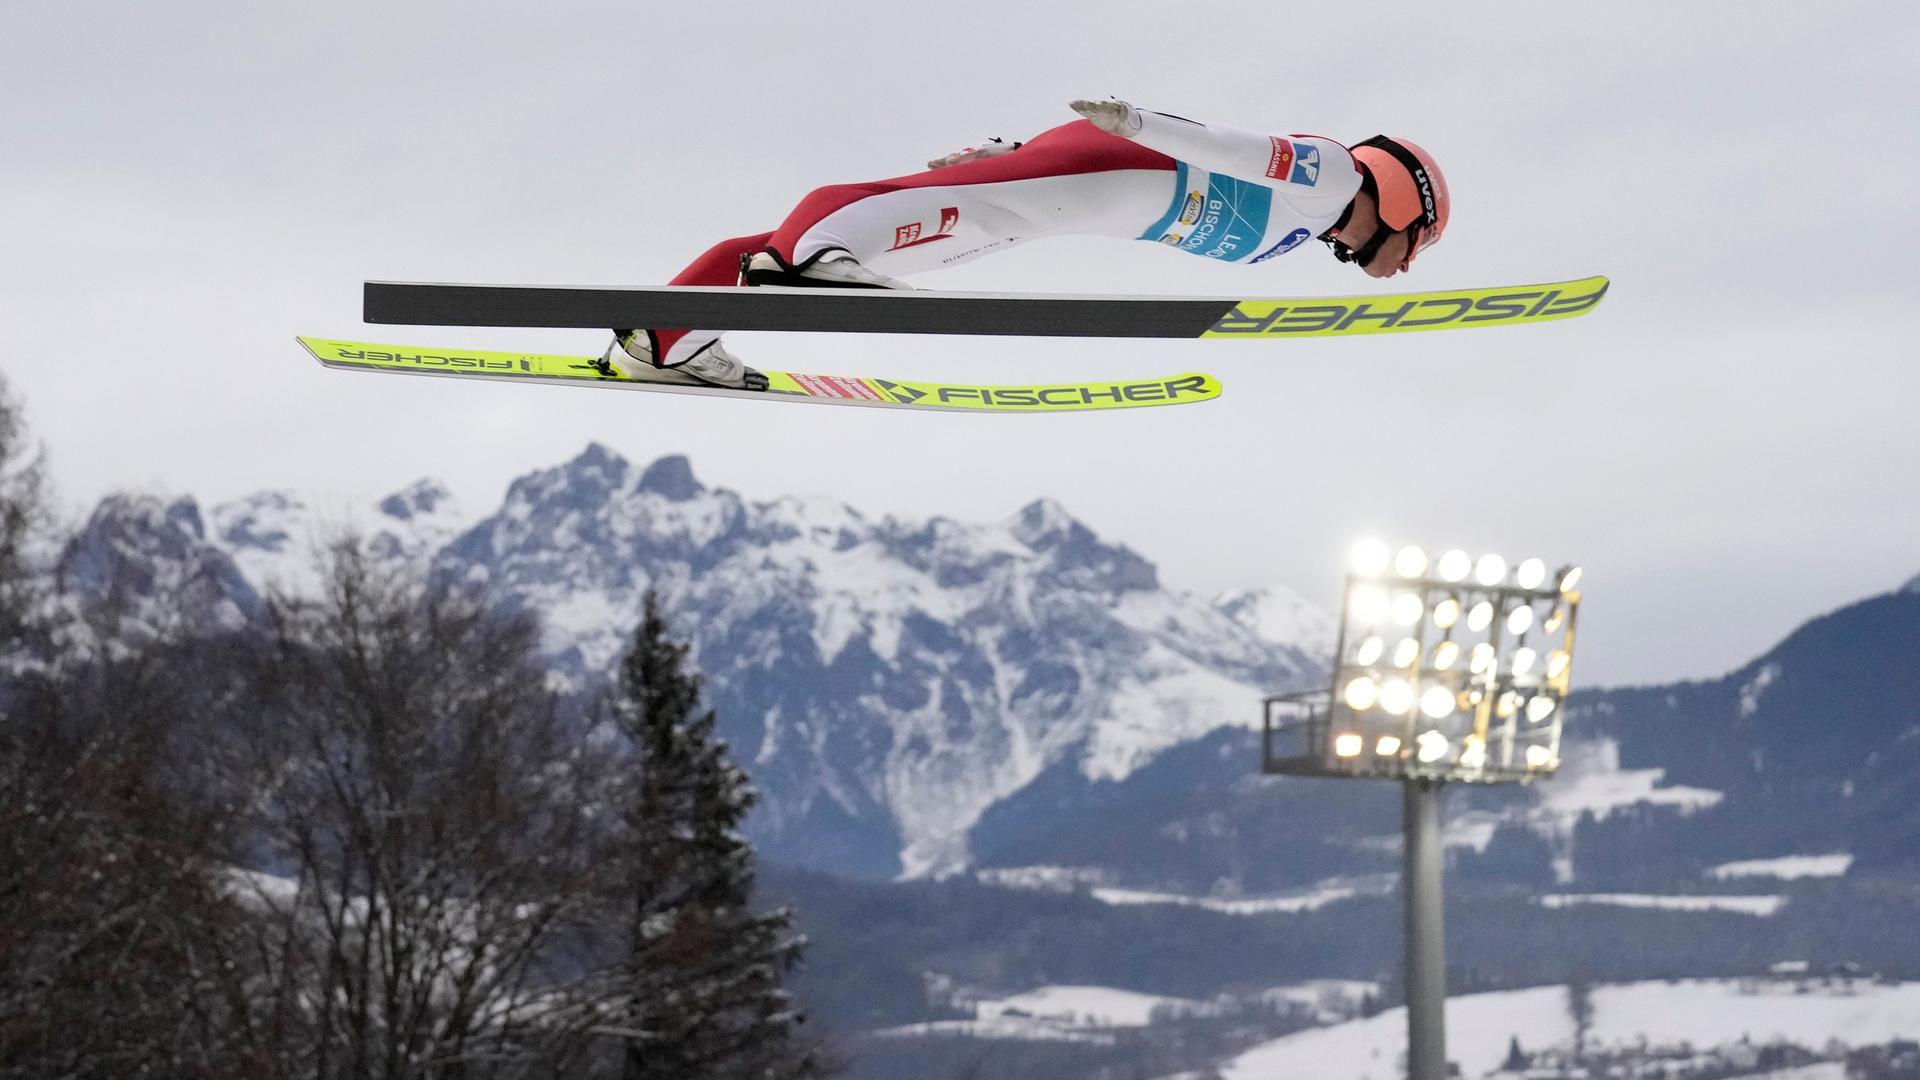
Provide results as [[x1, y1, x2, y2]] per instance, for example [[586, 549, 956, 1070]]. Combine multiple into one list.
[[974, 986, 1205, 1028], [1538, 892, 1786, 916], [1755, 1066, 1847, 1080], [1220, 979, 1920, 1080], [867, 985, 1184, 1043], [873, 979, 1377, 1043], [1090, 876, 1393, 915], [1708, 854, 1853, 881], [976, 865, 1395, 916], [1532, 740, 1725, 825], [867, 1016, 1117, 1045]]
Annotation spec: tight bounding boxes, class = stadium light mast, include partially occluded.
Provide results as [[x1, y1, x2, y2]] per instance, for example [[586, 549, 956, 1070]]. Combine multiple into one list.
[[1262, 540, 1585, 1080]]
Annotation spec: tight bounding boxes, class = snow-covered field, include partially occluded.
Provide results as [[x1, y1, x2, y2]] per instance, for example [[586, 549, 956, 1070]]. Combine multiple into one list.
[[1222, 979, 1920, 1080], [873, 980, 1378, 1043], [870, 985, 1190, 1044], [1757, 1066, 1847, 1080], [1538, 893, 1786, 916], [1709, 854, 1853, 881], [975, 865, 1108, 891], [976, 865, 1395, 916], [975, 986, 1205, 1028], [1532, 739, 1725, 825], [868, 1016, 1117, 1045], [1090, 876, 1392, 915]]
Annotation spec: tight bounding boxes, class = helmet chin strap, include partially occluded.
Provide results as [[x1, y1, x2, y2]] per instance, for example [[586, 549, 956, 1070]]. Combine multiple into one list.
[[1321, 162, 1420, 270]]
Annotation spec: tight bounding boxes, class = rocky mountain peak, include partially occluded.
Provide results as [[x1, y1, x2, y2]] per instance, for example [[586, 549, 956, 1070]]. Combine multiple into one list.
[[1008, 497, 1157, 592], [555, 442, 632, 497], [1009, 497, 1077, 547], [63, 492, 261, 635], [378, 478, 453, 522], [637, 454, 704, 502], [212, 490, 303, 554]]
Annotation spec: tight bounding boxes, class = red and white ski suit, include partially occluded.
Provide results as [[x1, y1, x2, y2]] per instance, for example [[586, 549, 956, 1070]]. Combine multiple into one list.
[[653, 111, 1363, 366]]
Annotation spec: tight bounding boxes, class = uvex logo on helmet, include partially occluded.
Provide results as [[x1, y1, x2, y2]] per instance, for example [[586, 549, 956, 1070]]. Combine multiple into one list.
[[1350, 136, 1449, 264]]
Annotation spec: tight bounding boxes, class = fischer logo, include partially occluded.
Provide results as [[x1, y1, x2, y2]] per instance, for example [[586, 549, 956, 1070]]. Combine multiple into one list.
[[1178, 190, 1204, 225], [338, 347, 529, 372], [874, 379, 926, 404], [1265, 137, 1295, 180], [933, 375, 1213, 407], [1208, 280, 1610, 335], [891, 207, 961, 250]]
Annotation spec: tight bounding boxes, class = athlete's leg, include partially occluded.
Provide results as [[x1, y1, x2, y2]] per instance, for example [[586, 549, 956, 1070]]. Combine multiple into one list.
[[625, 228, 768, 367], [669, 232, 771, 287], [616, 121, 1177, 379]]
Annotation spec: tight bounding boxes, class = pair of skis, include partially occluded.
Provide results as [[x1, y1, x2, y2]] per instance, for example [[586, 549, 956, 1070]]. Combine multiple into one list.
[[302, 274, 1608, 414]]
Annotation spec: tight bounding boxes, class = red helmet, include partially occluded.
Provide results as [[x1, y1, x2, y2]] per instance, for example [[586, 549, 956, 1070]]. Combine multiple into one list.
[[1350, 136, 1449, 266]]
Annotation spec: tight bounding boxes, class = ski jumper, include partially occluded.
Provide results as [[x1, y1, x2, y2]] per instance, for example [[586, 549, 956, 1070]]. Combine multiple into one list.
[[649, 110, 1364, 366]]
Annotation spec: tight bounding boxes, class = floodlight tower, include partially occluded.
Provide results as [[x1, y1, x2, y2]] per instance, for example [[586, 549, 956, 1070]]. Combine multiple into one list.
[[1262, 541, 1585, 1080]]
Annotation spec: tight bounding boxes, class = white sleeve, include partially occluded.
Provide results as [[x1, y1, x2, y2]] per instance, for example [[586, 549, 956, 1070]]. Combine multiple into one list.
[[1130, 108, 1360, 203]]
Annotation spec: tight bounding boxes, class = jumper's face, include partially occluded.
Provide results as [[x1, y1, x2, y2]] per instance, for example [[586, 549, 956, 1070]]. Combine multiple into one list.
[[1331, 189, 1413, 279]]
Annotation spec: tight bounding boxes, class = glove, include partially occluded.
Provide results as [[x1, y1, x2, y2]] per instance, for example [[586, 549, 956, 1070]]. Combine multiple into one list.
[[1069, 98, 1142, 138], [927, 137, 1022, 170]]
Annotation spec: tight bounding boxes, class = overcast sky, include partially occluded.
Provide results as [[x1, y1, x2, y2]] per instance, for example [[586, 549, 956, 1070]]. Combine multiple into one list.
[[3, 1, 1916, 687]]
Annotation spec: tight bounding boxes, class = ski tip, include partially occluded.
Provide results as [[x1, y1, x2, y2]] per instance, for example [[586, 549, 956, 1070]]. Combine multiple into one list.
[[1202, 274, 1611, 340]]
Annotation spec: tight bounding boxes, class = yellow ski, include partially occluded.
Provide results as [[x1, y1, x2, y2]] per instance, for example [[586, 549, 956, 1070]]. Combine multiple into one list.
[[298, 338, 1221, 414]]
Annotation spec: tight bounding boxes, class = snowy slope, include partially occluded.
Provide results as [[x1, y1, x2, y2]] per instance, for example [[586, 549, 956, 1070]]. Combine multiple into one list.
[[1216, 584, 1334, 658], [1222, 980, 1920, 1080], [1709, 855, 1852, 881], [975, 985, 1206, 1027]]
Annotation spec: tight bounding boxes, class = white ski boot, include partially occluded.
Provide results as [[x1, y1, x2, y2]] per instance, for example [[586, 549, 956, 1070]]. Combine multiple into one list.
[[596, 331, 769, 391], [742, 249, 912, 290]]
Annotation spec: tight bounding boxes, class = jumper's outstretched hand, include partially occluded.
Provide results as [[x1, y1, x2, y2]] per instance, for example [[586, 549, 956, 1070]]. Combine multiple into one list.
[[927, 137, 1021, 170], [1069, 98, 1142, 138]]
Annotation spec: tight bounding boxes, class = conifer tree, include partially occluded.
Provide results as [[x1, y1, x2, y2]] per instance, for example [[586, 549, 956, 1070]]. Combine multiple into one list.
[[1502, 1034, 1527, 1072], [1566, 967, 1595, 1062], [602, 589, 822, 1080]]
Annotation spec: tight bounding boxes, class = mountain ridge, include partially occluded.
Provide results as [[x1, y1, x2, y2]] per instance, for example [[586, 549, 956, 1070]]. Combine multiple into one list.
[[62, 445, 1920, 895], [81, 446, 1326, 881]]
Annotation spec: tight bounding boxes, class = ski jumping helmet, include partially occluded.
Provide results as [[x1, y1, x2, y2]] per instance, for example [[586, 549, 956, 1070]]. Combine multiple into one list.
[[1330, 136, 1449, 270]]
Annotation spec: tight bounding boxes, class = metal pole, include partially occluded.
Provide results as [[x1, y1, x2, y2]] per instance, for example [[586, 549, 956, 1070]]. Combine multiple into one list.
[[1403, 778, 1448, 1080]]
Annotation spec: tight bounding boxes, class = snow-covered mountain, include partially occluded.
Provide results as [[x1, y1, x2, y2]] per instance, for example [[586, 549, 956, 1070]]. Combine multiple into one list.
[[61, 494, 262, 643], [210, 478, 466, 595], [1215, 584, 1335, 654], [67, 444, 1920, 896], [69, 446, 1326, 881], [428, 446, 1325, 878], [970, 583, 1920, 900]]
